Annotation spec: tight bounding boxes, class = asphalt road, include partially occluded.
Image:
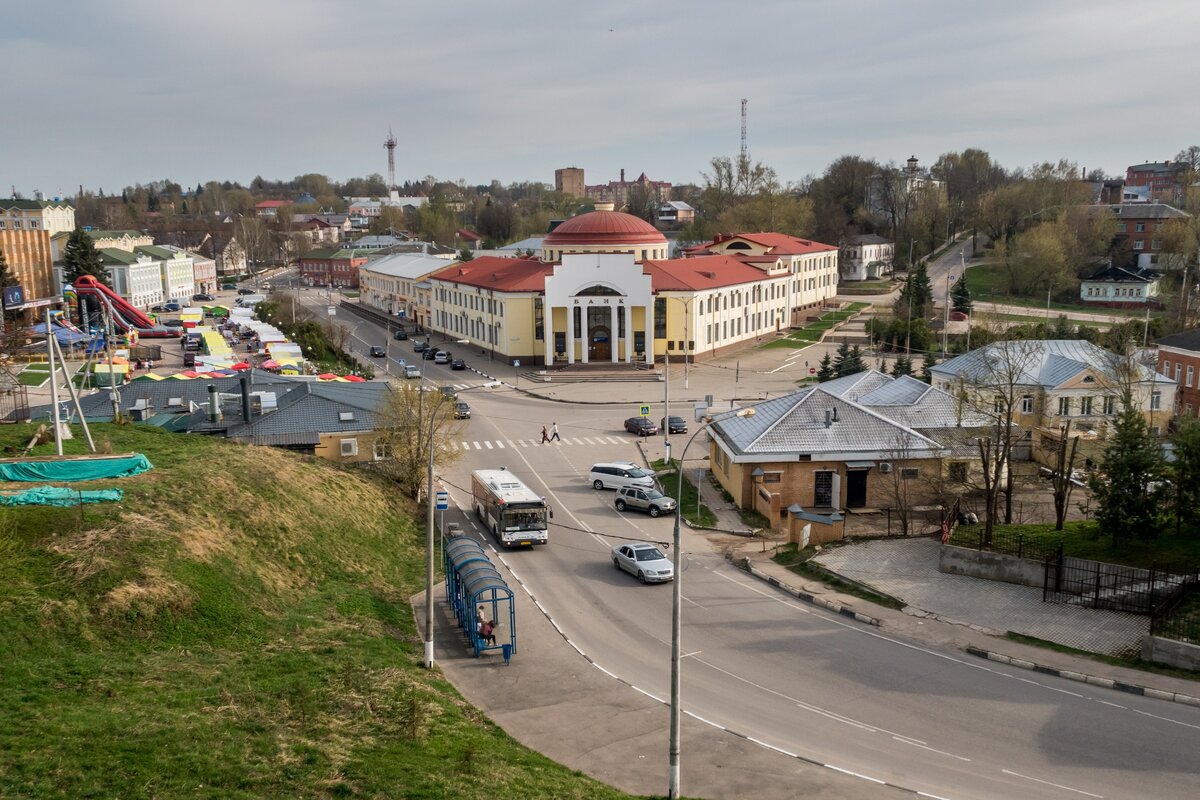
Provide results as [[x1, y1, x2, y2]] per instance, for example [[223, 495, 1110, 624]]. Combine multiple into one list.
[[429, 385, 1200, 800], [270, 272, 1200, 799]]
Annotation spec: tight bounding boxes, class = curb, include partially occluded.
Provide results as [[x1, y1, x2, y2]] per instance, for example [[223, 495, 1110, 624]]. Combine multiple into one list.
[[963, 646, 1200, 708], [736, 558, 882, 627], [735, 555, 1200, 709]]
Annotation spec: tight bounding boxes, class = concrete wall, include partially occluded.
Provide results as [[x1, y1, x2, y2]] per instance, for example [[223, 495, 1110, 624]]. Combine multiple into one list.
[[938, 544, 1046, 587], [1142, 635, 1200, 671]]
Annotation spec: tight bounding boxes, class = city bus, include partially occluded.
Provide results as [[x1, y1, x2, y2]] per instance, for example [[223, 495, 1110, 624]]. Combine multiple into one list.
[[471, 468, 550, 547]]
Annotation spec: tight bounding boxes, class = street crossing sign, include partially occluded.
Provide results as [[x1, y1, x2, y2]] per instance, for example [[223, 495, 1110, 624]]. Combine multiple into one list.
[[435, 491, 449, 510], [639, 405, 650, 416]]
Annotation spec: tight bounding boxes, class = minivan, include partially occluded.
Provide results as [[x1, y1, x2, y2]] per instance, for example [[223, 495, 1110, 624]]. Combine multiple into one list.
[[589, 461, 657, 491]]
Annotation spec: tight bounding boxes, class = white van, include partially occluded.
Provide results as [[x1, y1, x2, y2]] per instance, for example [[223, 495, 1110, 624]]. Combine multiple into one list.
[[589, 461, 656, 491], [236, 294, 266, 307]]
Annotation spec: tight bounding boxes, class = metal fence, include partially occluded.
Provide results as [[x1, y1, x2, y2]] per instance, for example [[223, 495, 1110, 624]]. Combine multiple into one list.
[[1044, 557, 1196, 617], [1150, 577, 1200, 643], [945, 527, 1064, 564]]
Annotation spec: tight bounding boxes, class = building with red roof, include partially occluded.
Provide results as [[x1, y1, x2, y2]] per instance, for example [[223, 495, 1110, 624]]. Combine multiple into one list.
[[418, 209, 811, 367], [254, 200, 290, 219]]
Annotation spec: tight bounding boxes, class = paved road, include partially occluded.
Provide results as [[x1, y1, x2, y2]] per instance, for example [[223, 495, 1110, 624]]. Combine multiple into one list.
[[426, 387, 1200, 800]]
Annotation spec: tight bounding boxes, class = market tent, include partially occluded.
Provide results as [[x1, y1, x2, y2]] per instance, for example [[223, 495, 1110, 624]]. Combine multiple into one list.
[[344, 375, 366, 382], [231, 362, 251, 371]]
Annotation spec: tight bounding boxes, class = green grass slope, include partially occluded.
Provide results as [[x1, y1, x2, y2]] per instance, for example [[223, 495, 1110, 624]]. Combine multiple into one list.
[[0, 424, 635, 799]]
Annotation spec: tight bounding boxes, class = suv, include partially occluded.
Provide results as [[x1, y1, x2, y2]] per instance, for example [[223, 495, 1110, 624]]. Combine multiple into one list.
[[615, 486, 677, 517], [393, 329, 408, 340], [453, 401, 471, 420], [413, 340, 429, 352], [660, 416, 688, 434], [589, 462, 656, 491], [193, 293, 215, 302], [404, 364, 421, 378], [434, 350, 451, 364], [624, 417, 658, 436]]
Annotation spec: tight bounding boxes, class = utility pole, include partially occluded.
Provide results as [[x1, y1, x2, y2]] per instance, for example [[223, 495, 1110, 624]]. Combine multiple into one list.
[[942, 272, 954, 359]]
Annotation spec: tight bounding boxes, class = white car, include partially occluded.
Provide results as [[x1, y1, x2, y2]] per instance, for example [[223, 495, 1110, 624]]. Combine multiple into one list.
[[611, 542, 674, 584], [404, 365, 421, 378]]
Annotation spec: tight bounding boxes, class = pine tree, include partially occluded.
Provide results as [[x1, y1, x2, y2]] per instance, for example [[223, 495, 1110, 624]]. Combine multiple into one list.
[[1088, 400, 1167, 546], [891, 354, 913, 377], [951, 276, 972, 314], [62, 228, 108, 286], [919, 354, 937, 383], [832, 341, 852, 377], [844, 345, 867, 375], [816, 352, 835, 382]]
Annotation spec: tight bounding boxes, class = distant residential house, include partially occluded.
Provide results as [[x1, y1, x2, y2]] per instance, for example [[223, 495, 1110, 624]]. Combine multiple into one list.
[[158, 244, 216, 294], [585, 170, 672, 209], [1126, 161, 1190, 204], [85, 229, 153, 252], [136, 245, 195, 303], [299, 247, 368, 288], [1154, 329, 1200, 420], [1105, 202, 1191, 269], [866, 156, 945, 221], [1079, 262, 1161, 307], [658, 200, 695, 224], [255, 200, 290, 219], [455, 228, 483, 250], [216, 237, 247, 276], [840, 234, 894, 281], [705, 371, 993, 524], [290, 214, 345, 244], [97, 248, 169, 308]]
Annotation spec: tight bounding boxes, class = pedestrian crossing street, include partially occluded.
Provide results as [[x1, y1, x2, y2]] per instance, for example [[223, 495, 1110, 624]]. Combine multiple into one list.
[[459, 435, 631, 451]]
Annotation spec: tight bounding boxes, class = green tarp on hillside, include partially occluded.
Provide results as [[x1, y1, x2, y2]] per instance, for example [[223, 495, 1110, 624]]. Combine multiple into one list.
[[0, 454, 153, 482], [0, 486, 123, 506]]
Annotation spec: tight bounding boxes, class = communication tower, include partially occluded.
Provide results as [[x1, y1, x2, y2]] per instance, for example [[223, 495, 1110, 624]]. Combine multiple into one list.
[[384, 129, 397, 190]]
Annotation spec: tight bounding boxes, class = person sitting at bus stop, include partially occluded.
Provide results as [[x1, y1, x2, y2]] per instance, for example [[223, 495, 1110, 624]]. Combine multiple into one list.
[[481, 619, 496, 646], [477, 606, 487, 636]]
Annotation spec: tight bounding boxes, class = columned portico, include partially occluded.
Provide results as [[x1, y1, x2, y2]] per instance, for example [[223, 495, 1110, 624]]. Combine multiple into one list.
[[543, 253, 655, 367]]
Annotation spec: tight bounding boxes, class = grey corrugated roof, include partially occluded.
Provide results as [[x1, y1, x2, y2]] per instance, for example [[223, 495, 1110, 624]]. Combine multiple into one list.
[[930, 340, 1170, 388], [845, 234, 892, 245], [361, 252, 451, 279], [857, 374, 930, 405], [224, 381, 392, 439], [818, 370, 894, 402], [1109, 202, 1189, 219], [1156, 328, 1200, 353]]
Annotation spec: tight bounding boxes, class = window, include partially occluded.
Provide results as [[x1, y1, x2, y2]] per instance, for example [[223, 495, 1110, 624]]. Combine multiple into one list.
[[1116, 221, 1127, 232], [1103, 396, 1116, 415], [1133, 241, 1145, 251], [373, 440, 392, 460], [900, 467, 919, 480], [1135, 222, 1146, 232], [993, 396, 1004, 413], [1188, 365, 1194, 388], [1152, 239, 1162, 250], [1080, 396, 1093, 415], [1175, 364, 1182, 381], [1058, 396, 1071, 415], [948, 462, 968, 482], [1021, 395, 1033, 414], [1151, 391, 1162, 411], [762, 471, 782, 484], [1163, 359, 1172, 376]]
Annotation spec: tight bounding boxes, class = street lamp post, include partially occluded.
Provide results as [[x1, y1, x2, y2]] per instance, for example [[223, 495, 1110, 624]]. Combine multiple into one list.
[[668, 406, 754, 800], [942, 272, 955, 359], [424, 394, 450, 670]]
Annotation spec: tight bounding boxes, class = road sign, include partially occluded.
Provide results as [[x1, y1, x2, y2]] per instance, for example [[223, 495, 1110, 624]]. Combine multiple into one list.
[[639, 405, 650, 417], [327, 305, 336, 316], [513, 359, 520, 368], [435, 491, 449, 511], [809, 367, 816, 374]]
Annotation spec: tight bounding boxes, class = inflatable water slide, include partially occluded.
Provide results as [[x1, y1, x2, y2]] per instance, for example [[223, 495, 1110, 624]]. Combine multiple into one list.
[[71, 275, 177, 339]]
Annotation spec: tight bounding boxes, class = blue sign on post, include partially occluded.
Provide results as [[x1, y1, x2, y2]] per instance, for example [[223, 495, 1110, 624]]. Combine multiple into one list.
[[639, 405, 650, 417], [435, 491, 449, 510]]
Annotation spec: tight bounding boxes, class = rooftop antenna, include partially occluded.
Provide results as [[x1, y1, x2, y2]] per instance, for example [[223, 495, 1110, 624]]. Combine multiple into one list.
[[384, 129, 398, 191], [740, 98, 748, 162]]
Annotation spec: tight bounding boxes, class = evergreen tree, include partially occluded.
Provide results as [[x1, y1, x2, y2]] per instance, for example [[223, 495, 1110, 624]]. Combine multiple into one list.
[[180, 199, 189, 214], [897, 262, 934, 320], [62, 228, 108, 287], [147, 193, 160, 212], [832, 341, 852, 377], [1168, 420, 1200, 538], [816, 352, 835, 382], [458, 247, 475, 262], [843, 344, 867, 375], [919, 354, 937, 383], [891, 354, 913, 377], [950, 277, 972, 314], [1088, 398, 1167, 546]]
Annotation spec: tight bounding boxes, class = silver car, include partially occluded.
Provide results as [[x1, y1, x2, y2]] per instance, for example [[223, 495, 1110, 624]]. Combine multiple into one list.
[[611, 542, 674, 583], [614, 486, 677, 517]]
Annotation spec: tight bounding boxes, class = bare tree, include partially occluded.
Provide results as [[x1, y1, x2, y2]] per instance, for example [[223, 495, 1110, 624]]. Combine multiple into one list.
[[371, 385, 464, 499], [323, 319, 352, 354], [1050, 421, 1080, 531], [882, 431, 923, 535]]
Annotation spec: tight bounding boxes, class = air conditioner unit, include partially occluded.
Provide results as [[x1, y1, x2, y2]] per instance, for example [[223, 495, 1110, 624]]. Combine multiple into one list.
[[878, 462, 893, 474], [340, 439, 358, 457]]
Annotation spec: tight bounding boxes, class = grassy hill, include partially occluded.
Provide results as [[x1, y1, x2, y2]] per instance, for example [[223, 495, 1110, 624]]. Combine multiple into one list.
[[0, 423, 634, 799]]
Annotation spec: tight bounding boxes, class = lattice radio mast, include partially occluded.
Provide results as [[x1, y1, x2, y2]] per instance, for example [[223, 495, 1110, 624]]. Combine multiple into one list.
[[383, 129, 397, 190], [740, 99, 748, 161]]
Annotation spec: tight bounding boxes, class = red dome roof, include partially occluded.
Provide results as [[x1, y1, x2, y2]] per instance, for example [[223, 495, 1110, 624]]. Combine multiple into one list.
[[544, 210, 667, 247]]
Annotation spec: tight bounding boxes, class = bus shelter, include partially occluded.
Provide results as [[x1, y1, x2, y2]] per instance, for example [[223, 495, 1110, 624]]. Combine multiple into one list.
[[444, 534, 516, 659]]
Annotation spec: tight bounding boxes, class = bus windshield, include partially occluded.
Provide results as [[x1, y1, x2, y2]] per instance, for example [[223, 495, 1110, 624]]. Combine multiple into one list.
[[501, 508, 547, 531]]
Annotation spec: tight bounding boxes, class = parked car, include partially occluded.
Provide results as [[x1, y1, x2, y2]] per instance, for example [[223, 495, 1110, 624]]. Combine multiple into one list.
[[450, 358, 466, 370], [660, 416, 688, 434], [624, 417, 658, 436], [162, 301, 182, 312], [404, 364, 421, 378], [949, 311, 969, 322], [237, 288, 255, 295], [413, 340, 429, 352], [162, 319, 185, 329], [589, 462, 657, 491], [422, 347, 438, 360], [220, 283, 237, 290], [611, 542, 674, 583], [393, 329, 408, 341], [193, 293, 215, 302], [614, 486, 677, 518], [369, 345, 386, 357], [453, 401, 471, 420], [434, 350, 451, 364]]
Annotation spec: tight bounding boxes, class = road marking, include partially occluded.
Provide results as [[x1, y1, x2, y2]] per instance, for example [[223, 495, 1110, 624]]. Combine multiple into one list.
[[571, 437, 585, 445], [916, 792, 956, 800], [505, 440, 516, 448], [681, 649, 702, 659], [461, 442, 471, 450], [746, 737, 798, 758], [1132, 708, 1200, 730], [1001, 769, 1102, 797], [630, 685, 665, 704], [473, 441, 482, 449], [892, 736, 971, 762], [496, 441, 506, 449], [825, 764, 885, 784], [483, 441, 494, 449]]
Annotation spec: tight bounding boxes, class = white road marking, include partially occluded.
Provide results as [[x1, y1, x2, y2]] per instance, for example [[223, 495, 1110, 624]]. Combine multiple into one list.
[[1001, 769, 1103, 797], [505, 440, 516, 448], [825, 764, 885, 784], [916, 792, 956, 800], [571, 437, 585, 444], [746, 737, 798, 758], [892, 736, 971, 762], [583, 437, 598, 445], [461, 441, 471, 450], [496, 440, 506, 448], [1132, 707, 1200, 730], [484, 441, 494, 449], [631, 685, 665, 704], [473, 442, 482, 449]]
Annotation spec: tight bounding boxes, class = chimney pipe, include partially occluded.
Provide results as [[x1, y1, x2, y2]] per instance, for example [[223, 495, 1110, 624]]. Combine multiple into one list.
[[207, 384, 219, 423], [240, 374, 252, 421], [620, 168, 625, 183], [825, 409, 833, 428]]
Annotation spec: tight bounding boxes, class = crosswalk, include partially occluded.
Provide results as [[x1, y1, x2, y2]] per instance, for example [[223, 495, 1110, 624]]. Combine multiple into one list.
[[459, 435, 631, 451]]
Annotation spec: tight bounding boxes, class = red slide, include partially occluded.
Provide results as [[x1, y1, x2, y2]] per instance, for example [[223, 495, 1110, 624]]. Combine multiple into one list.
[[72, 275, 177, 338]]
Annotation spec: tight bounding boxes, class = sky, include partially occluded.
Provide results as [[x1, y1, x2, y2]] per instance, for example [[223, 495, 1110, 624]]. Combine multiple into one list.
[[6, 0, 1200, 198]]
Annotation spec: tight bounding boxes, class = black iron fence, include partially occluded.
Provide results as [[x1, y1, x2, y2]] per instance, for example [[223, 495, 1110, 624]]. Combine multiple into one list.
[[1044, 557, 1196, 618], [945, 527, 1064, 564], [1149, 577, 1200, 643]]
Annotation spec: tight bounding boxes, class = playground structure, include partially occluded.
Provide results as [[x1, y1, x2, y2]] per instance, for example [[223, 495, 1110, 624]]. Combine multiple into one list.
[[71, 275, 177, 339], [444, 533, 515, 661]]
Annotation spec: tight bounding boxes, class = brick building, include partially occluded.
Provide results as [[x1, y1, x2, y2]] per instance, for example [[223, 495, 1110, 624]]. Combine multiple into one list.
[[1156, 329, 1200, 419]]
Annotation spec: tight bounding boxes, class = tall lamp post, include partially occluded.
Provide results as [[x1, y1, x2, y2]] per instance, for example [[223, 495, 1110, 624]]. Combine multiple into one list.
[[668, 405, 755, 800], [424, 394, 450, 670], [942, 272, 955, 359]]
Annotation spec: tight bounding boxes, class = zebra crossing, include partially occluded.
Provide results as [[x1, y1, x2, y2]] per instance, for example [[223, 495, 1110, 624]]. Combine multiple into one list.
[[459, 435, 630, 451]]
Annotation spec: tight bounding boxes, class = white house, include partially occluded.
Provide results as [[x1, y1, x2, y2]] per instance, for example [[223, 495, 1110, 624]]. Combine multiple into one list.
[[1079, 263, 1161, 307], [840, 234, 894, 281]]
